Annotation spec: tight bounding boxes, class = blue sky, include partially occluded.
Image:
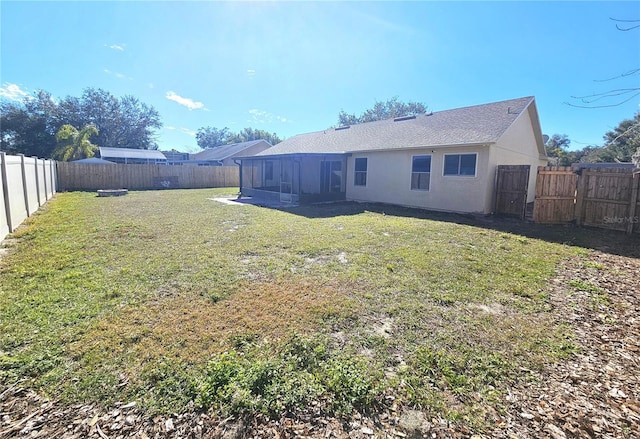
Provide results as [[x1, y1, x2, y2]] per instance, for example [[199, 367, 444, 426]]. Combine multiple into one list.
[[1, 1, 639, 153]]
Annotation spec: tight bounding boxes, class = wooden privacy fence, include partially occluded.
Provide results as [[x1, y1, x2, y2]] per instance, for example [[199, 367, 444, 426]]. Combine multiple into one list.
[[1, 152, 57, 240], [534, 166, 640, 234], [57, 162, 239, 191]]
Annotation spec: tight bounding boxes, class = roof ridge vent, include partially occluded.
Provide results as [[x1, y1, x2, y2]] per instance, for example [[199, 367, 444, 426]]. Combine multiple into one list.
[[335, 125, 351, 131], [393, 115, 417, 122]]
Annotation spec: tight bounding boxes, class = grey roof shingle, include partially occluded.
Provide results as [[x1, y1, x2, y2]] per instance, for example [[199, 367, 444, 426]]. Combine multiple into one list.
[[192, 140, 270, 161], [256, 97, 536, 156]]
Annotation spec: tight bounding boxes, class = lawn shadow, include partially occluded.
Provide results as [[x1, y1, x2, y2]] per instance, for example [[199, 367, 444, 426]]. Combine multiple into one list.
[[277, 201, 640, 259]]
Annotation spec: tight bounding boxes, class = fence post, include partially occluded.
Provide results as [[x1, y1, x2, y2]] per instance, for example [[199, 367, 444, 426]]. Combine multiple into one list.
[[52, 160, 58, 193], [33, 157, 42, 206], [1, 152, 13, 233], [42, 159, 49, 200], [574, 170, 588, 227], [628, 172, 639, 235], [20, 154, 31, 216]]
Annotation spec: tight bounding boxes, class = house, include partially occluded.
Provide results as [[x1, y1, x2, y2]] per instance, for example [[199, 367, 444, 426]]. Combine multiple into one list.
[[99, 147, 167, 164], [72, 157, 116, 165], [175, 140, 273, 166], [236, 96, 548, 214]]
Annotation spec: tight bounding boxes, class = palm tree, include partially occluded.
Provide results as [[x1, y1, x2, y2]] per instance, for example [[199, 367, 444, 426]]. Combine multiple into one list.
[[53, 124, 99, 161]]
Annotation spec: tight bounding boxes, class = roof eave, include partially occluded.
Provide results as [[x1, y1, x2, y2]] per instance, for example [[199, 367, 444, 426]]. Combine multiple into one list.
[[349, 142, 494, 154]]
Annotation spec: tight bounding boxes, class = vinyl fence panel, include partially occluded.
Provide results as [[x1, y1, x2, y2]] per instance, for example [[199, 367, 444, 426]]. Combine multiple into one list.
[[1, 153, 57, 241]]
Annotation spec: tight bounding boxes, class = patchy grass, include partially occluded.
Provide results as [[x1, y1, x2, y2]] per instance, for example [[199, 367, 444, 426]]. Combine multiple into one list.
[[0, 188, 597, 429]]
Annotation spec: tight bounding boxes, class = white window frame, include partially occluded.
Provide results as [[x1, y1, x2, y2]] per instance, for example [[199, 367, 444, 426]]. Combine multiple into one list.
[[443, 153, 478, 177], [354, 157, 367, 187], [410, 155, 431, 191]]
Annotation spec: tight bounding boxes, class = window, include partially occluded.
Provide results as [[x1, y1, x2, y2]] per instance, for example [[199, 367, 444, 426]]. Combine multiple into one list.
[[444, 153, 477, 176], [411, 155, 431, 190], [354, 158, 367, 186]]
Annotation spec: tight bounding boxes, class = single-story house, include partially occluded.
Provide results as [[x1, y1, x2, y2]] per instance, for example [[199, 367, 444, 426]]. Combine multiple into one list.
[[99, 147, 167, 164], [72, 157, 116, 165], [236, 96, 548, 214], [169, 140, 272, 166]]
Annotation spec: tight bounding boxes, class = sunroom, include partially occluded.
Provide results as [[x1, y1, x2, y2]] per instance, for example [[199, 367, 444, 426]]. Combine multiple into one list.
[[236, 153, 348, 204]]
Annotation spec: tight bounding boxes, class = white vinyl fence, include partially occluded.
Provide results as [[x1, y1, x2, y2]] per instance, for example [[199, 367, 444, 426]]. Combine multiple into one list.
[[1, 152, 57, 241]]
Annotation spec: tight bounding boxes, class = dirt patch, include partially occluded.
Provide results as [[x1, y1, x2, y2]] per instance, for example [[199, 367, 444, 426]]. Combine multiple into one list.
[[494, 251, 640, 438], [69, 279, 350, 371], [2, 250, 639, 438]]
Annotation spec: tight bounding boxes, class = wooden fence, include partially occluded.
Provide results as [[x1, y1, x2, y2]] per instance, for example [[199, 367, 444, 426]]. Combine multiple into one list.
[[57, 162, 239, 191], [533, 166, 640, 234], [1, 152, 57, 241]]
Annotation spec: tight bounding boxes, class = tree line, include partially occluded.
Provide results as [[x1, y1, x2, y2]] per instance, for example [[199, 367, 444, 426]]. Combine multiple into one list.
[[545, 112, 640, 166], [1, 88, 162, 159], [0, 88, 288, 160]]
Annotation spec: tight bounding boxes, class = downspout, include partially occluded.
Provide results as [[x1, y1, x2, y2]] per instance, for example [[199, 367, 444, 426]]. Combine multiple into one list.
[[233, 159, 242, 198]]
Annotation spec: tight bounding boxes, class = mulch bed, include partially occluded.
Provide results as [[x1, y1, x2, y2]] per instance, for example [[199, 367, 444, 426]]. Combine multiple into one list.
[[1, 249, 638, 439]]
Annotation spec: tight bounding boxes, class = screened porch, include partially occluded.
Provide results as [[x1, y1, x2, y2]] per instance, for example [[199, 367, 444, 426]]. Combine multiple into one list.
[[238, 154, 348, 204]]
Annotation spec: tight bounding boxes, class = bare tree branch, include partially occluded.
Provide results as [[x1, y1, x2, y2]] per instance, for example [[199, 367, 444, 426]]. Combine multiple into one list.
[[564, 91, 640, 108], [594, 68, 640, 82], [610, 17, 640, 31], [566, 18, 639, 108]]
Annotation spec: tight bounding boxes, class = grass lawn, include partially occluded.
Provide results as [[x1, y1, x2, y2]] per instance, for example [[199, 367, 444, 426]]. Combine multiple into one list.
[[0, 188, 597, 429]]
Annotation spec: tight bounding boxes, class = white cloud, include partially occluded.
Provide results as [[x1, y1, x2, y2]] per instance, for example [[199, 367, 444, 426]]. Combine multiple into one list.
[[165, 91, 206, 111], [106, 44, 125, 51], [247, 69, 256, 78], [248, 108, 289, 124], [0, 83, 30, 101], [165, 126, 177, 130], [103, 69, 132, 80], [181, 127, 196, 136]]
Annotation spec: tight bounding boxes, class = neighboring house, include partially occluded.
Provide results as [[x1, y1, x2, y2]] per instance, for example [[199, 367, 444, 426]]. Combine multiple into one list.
[[99, 147, 167, 164], [72, 157, 116, 164], [161, 151, 190, 162], [236, 96, 548, 214], [169, 140, 273, 166]]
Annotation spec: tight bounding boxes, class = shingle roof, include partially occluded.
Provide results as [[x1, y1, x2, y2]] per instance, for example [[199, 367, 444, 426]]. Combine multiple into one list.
[[192, 140, 271, 161], [73, 157, 116, 164], [99, 147, 166, 160], [256, 97, 536, 156]]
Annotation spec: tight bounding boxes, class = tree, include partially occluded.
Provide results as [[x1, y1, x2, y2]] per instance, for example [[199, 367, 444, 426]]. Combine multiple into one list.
[[544, 134, 572, 165], [337, 97, 428, 126], [66, 89, 161, 150], [196, 127, 230, 149], [195, 126, 283, 149], [602, 112, 640, 162], [227, 127, 283, 145], [1, 90, 60, 158], [52, 124, 99, 161], [1, 87, 162, 158]]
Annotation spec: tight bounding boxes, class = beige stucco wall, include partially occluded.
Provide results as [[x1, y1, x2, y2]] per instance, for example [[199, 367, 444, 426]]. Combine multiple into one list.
[[346, 145, 493, 214], [488, 106, 548, 207]]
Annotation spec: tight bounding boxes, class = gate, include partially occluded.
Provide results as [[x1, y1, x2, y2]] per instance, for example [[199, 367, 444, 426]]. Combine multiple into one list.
[[532, 166, 578, 224], [495, 165, 530, 219], [533, 166, 640, 234]]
